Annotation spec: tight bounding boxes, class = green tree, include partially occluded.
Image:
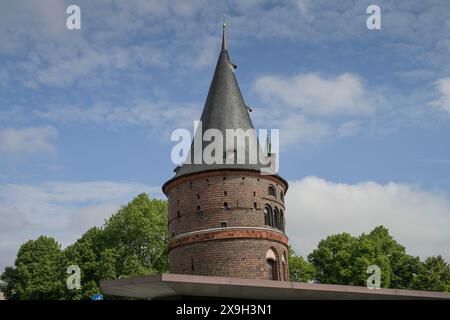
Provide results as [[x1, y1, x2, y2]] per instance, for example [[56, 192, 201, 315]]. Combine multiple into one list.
[[62, 227, 105, 299], [1, 193, 169, 300], [308, 226, 421, 288], [414, 256, 450, 292], [360, 226, 421, 289], [60, 194, 169, 299], [1, 267, 19, 300], [102, 193, 169, 278], [288, 247, 315, 282], [1, 236, 65, 299], [308, 232, 359, 285]]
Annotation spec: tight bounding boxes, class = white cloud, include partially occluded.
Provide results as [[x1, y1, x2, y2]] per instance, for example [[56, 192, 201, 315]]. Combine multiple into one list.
[[430, 78, 450, 114], [0, 1, 170, 88], [250, 72, 378, 146], [251, 102, 332, 147], [33, 45, 168, 88], [0, 126, 58, 160], [286, 176, 450, 261], [184, 35, 220, 69], [278, 115, 331, 146], [0, 181, 162, 271], [253, 73, 376, 116], [68, 204, 121, 232], [0, 207, 28, 232], [0, 9, 422, 102], [0, 106, 28, 124], [33, 100, 201, 138], [1, 100, 201, 145], [1, 0, 450, 89], [338, 121, 362, 137]]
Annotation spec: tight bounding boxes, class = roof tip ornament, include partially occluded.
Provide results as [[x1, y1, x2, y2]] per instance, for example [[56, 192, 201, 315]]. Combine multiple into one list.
[[221, 15, 227, 51]]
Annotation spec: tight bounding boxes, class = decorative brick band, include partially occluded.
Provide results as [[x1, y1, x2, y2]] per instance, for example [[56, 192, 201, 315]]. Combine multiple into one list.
[[163, 169, 288, 195], [169, 228, 289, 250]]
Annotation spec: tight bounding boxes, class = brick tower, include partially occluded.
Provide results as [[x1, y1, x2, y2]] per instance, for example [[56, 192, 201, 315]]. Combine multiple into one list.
[[162, 22, 289, 281]]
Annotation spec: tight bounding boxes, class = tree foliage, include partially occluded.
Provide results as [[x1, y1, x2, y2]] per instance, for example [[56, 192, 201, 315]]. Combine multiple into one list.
[[288, 246, 315, 282], [102, 193, 169, 277], [290, 226, 449, 292], [1, 193, 169, 300], [414, 255, 450, 292], [307, 226, 422, 288], [1, 236, 65, 299], [62, 227, 105, 299]]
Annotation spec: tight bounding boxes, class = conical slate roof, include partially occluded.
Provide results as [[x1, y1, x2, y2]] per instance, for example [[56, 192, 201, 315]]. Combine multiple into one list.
[[170, 23, 267, 179]]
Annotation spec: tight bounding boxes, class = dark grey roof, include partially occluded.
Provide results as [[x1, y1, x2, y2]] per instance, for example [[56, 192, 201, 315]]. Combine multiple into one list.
[[167, 25, 269, 181], [101, 273, 450, 300]]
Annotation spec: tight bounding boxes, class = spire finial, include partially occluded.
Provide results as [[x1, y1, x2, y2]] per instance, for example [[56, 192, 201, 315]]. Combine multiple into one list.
[[221, 15, 227, 51]]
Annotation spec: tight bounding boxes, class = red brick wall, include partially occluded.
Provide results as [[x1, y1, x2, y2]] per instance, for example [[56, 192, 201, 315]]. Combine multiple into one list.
[[166, 172, 286, 235], [169, 239, 289, 280], [164, 170, 290, 281]]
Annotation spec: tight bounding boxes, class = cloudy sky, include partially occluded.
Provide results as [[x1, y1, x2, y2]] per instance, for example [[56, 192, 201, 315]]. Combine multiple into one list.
[[1, 0, 450, 272]]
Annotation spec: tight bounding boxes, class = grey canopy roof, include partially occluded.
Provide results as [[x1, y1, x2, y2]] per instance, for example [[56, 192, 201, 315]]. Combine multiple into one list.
[[165, 23, 279, 185]]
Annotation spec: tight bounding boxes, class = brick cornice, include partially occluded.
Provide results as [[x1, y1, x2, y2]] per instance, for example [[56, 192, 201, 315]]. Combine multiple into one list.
[[169, 227, 289, 250], [163, 169, 288, 195]]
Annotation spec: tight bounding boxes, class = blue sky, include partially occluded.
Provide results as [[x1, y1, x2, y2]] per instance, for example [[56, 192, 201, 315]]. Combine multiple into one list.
[[1, 0, 450, 271]]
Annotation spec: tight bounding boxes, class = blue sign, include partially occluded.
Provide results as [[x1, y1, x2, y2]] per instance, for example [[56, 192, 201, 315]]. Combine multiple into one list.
[[91, 293, 104, 300]]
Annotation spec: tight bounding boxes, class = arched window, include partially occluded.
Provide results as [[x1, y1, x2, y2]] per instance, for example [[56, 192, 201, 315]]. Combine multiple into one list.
[[274, 207, 279, 229], [268, 185, 276, 197], [280, 190, 284, 202], [266, 249, 278, 280], [267, 260, 277, 280], [264, 205, 271, 226], [280, 210, 285, 232]]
